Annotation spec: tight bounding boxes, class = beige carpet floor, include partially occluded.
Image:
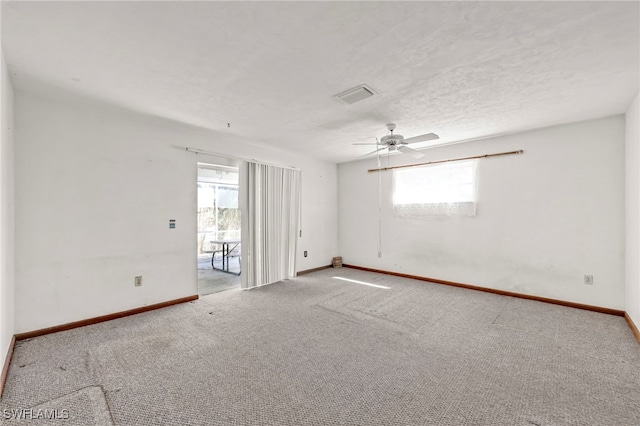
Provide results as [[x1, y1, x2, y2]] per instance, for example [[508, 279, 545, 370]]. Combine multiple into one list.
[[2, 268, 639, 425]]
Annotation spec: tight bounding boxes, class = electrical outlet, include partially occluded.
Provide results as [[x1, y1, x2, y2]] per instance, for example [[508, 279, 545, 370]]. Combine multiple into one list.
[[304, 251, 308, 257], [135, 276, 142, 287], [584, 275, 593, 285]]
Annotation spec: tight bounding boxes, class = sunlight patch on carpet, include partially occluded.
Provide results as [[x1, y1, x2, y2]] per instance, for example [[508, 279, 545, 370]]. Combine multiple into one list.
[[333, 276, 390, 289]]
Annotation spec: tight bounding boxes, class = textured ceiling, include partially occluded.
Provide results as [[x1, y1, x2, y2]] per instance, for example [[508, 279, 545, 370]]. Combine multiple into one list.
[[2, 1, 639, 163]]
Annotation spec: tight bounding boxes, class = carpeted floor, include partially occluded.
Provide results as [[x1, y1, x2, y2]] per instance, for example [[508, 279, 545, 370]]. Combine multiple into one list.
[[2, 268, 639, 425]]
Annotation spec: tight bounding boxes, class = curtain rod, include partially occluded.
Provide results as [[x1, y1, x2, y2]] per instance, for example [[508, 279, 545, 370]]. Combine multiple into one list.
[[367, 150, 524, 173], [185, 147, 300, 171]]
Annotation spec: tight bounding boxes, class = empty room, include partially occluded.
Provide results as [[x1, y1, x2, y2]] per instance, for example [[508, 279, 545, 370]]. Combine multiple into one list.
[[1, 1, 639, 425]]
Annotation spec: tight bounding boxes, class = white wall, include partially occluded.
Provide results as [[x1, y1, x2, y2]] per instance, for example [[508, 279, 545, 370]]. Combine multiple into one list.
[[14, 89, 337, 333], [626, 93, 640, 328], [1, 53, 16, 366], [339, 116, 625, 309]]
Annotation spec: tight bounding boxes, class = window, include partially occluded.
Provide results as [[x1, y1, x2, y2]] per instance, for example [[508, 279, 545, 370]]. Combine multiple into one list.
[[393, 159, 478, 217]]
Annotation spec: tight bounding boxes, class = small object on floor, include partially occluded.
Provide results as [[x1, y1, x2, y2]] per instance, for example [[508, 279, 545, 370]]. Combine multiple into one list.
[[332, 256, 342, 268]]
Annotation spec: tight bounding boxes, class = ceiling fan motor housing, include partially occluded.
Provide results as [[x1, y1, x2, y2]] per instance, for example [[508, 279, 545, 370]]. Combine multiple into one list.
[[381, 134, 404, 145]]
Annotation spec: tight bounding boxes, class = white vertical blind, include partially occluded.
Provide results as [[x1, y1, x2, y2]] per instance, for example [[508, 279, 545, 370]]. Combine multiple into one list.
[[241, 161, 301, 289]]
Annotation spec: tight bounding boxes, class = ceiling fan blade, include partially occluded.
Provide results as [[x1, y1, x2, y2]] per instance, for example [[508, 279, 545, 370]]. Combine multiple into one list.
[[361, 147, 387, 158], [352, 143, 380, 146], [403, 133, 439, 144], [397, 145, 425, 159]]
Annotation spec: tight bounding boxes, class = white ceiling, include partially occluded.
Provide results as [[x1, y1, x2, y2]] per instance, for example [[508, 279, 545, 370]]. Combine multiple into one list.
[[2, 1, 638, 163]]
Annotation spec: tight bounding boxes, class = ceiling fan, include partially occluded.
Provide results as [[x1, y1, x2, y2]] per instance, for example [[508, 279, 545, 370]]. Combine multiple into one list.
[[354, 123, 439, 158]]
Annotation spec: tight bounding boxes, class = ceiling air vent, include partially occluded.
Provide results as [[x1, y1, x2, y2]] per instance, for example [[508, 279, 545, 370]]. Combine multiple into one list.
[[333, 84, 377, 105]]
